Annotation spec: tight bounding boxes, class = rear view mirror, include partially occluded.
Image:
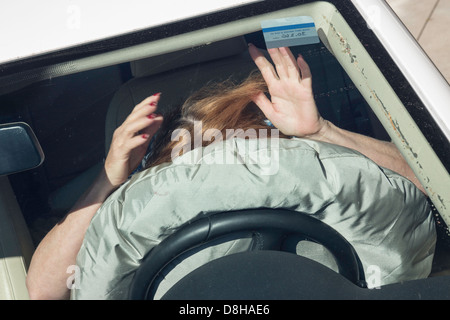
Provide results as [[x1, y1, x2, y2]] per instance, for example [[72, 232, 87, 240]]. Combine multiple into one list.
[[0, 122, 44, 176]]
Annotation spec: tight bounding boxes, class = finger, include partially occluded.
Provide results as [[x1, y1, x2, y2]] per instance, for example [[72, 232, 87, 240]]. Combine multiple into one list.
[[279, 47, 301, 79], [135, 92, 161, 109], [248, 44, 279, 85], [127, 131, 153, 151], [128, 93, 161, 120], [267, 48, 289, 79], [124, 114, 163, 137], [122, 116, 163, 151], [126, 96, 161, 124], [252, 91, 276, 120], [139, 116, 164, 137], [297, 54, 312, 83]]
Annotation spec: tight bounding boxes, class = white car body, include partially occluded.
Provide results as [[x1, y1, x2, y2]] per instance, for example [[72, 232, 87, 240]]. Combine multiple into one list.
[[0, 0, 448, 300]]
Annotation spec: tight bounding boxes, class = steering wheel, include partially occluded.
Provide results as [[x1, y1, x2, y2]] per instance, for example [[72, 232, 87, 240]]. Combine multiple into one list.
[[129, 208, 367, 299]]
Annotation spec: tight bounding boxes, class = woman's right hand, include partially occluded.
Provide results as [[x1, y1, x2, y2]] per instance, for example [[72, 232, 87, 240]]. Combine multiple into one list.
[[248, 44, 328, 139], [104, 94, 163, 189]]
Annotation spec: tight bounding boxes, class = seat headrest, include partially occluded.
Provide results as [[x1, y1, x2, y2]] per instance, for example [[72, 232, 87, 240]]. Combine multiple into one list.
[[130, 36, 248, 78]]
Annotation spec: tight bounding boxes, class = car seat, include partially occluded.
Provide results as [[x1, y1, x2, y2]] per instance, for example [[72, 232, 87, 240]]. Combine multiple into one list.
[[48, 36, 259, 212], [103, 36, 259, 154], [0, 176, 34, 299]]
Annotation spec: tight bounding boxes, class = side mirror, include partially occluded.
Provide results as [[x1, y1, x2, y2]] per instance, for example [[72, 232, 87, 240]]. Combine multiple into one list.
[[0, 122, 44, 176]]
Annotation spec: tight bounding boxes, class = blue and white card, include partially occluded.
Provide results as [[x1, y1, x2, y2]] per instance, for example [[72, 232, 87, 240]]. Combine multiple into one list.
[[261, 16, 320, 49]]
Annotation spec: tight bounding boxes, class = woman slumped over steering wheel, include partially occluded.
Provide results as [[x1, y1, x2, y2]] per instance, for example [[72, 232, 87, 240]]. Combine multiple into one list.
[[27, 45, 427, 299]]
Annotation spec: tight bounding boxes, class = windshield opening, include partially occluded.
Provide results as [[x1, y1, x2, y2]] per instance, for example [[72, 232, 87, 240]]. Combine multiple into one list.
[[0, 1, 448, 244]]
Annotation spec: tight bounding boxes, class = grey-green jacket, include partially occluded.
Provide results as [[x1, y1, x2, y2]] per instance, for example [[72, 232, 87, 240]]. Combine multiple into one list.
[[72, 138, 436, 299]]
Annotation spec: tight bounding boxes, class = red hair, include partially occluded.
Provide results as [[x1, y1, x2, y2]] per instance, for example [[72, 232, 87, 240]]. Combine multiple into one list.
[[146, 71, 287, 168]]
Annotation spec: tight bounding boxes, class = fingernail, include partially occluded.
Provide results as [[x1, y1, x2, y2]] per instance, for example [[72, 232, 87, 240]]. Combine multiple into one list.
[[150, 102, 157, 106], [147, 114, 156, 119], [142, 134, 150, 139], [153, 92, 162, 96]]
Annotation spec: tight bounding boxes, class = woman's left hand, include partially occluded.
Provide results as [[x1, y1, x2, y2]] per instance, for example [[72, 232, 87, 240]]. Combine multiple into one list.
[[104, 94, 163, 188], [249, 44, 326, 138]]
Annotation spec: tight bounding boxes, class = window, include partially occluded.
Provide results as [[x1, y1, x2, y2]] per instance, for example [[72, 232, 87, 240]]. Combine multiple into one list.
[[0, 0, 448, 245]]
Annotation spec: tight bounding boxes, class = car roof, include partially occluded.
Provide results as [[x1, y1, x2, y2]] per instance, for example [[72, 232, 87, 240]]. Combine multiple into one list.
[[0, 0, 260, 65]]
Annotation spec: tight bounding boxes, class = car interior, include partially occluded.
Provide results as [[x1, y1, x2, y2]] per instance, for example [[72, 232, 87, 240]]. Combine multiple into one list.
[[0, 1, 449, 299]]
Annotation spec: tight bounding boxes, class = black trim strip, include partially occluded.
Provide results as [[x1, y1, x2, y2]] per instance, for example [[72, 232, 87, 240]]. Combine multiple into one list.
[[0, 0, 305, 76]]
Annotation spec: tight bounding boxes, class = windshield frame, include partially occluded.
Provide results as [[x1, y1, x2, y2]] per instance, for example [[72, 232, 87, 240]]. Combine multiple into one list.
[[1, 0, 447, 167]]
